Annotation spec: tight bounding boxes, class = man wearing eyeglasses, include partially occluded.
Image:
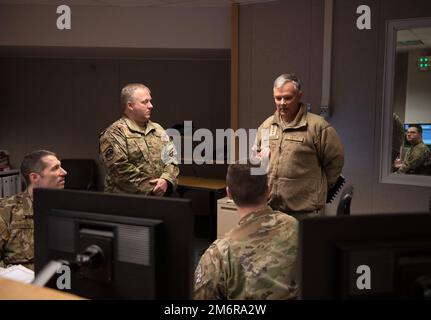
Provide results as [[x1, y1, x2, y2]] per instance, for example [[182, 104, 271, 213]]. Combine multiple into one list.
[[396, 125, 431, 175], [0, 150, 67, 270], [253, 73, 344, 218]]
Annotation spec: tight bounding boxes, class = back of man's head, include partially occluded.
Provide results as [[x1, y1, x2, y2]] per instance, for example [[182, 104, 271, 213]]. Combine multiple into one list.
[[226, 163, 268, 207], [20, 150, 56, 186]]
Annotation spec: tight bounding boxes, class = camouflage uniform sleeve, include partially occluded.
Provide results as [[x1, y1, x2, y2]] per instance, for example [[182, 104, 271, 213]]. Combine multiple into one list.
[[318, 125, 345, 189], [398, 146, 430, 174], [159, 130, 179, 191], [285, 217, 300, 299], [193, 242, 226, 300], [99, 129, 154, 194], [0, 206, 11, 268]]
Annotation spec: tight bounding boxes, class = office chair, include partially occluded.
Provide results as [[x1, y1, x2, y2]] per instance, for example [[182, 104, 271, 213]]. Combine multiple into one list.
[[336, 185, 354, 216], [61, 159, 97, 191]]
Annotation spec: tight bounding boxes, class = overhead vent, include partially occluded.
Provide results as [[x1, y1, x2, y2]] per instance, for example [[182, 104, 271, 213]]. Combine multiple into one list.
[[397, 40, 424, 47]]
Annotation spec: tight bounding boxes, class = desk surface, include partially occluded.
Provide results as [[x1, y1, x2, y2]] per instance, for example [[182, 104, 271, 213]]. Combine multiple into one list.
[[178, 176, 226, 242], [0, 278, 84, 300], [178, 176, 226, 192]]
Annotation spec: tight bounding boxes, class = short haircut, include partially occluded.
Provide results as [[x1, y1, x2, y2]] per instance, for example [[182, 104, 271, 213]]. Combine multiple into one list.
[[226, 163, 268, 207], [273, 73, 302, 92], [408, 124, 423, 134], [20, 150, 56, 186], [121, 83, 150, 109]]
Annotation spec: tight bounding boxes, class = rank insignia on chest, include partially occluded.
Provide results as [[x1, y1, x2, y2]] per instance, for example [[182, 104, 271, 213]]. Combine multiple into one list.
[[269, 125, 278, 139]]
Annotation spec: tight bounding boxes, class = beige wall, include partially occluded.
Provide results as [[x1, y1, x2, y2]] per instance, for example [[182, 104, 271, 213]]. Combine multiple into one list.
[[0, 5, 230, 49], [405, 50, 431, 123], [238, 0, 324, 129], [393, 52, 408, 123]]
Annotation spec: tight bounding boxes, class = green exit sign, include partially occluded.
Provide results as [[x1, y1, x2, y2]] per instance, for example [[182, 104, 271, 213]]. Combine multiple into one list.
[[418, 56, 431, 71]]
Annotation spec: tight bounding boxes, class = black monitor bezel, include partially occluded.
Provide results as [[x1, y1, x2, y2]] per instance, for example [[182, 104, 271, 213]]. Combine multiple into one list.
[[33, 188, 193, 299], [298, 213, 431, 299]]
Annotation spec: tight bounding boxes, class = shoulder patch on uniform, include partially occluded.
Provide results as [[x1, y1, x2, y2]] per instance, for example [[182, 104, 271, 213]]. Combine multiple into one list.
[[161, 130, 170, 142], [270, 124, 278, 137], [104, 147, 114, 160]]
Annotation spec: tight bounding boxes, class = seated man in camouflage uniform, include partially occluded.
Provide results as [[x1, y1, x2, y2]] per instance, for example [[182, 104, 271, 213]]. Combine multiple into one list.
[[99, 83, 179, 196], [0, 150, 67, 270], [194, 163, 298, 300], [396, 124, 431, 175]]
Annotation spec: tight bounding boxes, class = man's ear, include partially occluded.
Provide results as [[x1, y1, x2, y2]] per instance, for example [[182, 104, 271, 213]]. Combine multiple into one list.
[[297, 90, 303, 99], [28, 172, 39, 186], [226, 186, 233, 200], [126, 101, 134, 112]]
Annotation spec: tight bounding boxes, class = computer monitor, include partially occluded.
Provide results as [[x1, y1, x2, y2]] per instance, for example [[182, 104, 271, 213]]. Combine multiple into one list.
[[33, 188, 193, 299], [298, 213, 431, 299]]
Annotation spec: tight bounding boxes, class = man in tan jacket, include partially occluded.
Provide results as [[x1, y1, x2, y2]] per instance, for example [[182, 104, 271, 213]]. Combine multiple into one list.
[[253, 73, 344, 217]]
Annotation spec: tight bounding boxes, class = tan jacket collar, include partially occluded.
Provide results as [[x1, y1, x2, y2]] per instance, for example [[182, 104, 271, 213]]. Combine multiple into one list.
[[271, 103, 307, 130], [122, 116, 156, 135]]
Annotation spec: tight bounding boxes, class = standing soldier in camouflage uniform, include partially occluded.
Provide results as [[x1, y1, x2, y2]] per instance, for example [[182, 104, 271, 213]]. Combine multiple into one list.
[[0, 150, 67, 270], [99, 83, 179, 196], [194, 163, 298, 300], [253, 73, 344, 217], [396, 124, 431, 174]]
